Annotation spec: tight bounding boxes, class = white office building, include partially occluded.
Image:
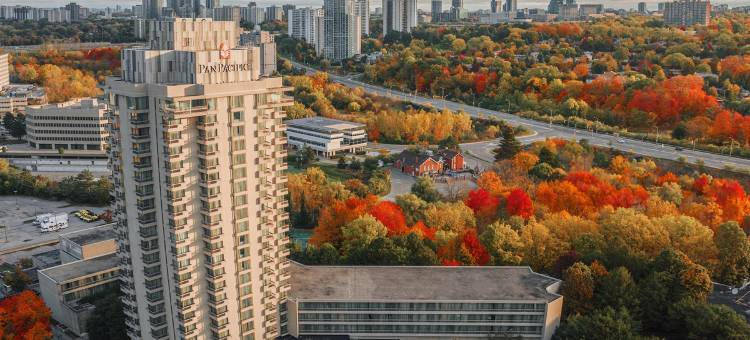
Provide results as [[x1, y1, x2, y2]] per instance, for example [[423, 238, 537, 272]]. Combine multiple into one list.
[[25, 98, 109, 151], [286, 117, 367, 157], [383, 0, 418, 34], [324, 0, 362, 62], [288, 7, 325, 53], [355, 0, 370, 36], [103, 18, 292, 340], [287, 263, 563, 340]]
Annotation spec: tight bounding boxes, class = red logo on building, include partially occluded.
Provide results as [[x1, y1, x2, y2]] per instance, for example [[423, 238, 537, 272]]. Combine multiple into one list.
[[219, 43, 231, 59]]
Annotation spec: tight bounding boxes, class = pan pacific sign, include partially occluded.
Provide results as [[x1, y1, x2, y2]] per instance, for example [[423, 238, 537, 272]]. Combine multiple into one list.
[[199, 63, 252, 73]]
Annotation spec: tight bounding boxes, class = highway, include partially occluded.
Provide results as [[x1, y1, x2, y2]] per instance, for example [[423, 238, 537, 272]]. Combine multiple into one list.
[[291, 61, 750, 171]]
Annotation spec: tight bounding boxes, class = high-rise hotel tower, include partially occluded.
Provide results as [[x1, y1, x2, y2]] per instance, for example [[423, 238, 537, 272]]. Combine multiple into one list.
[[104, 18, 292, 340]]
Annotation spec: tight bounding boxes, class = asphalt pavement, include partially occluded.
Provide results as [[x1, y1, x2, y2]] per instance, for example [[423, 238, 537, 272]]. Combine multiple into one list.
[[291, 61, 750, 171]]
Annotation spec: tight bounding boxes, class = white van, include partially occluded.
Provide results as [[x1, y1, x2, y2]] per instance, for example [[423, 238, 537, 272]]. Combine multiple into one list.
[[39, 213, 69, 232]]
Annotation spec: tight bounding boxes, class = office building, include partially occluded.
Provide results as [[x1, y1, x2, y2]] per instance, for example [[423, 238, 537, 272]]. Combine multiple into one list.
[[212, 6, 241, 22], [383, 0, 418, 34], [504, 0, 518, 13], [663, 0, 710, 26], [103, 18, 292, 340], [239, 29, 277, 76], [579, 4, 603, 16], [452, 0, 464, 9], [38, 224, 120, 338], [491, 0, 499, 13], [0, 84, 48, 114], [25, 98, 109, 151], [282, 4, 296, 20], [0, 54, 8, 90], [323, 0, 361, 62], [169, 0, 199, 18], [267, 5, 284, 22], [286, 117, 367, 157], [287, 263, 563, 340], [559, 3, 579, 19], [431, 0, 442, 21], [206, 0, 220, 9], [548, 0, 563, 13], [65, 2, 82, 21], [288, 7, 325, 53], [248, 5, 266, 24], [141, 0, 162, 18], [355, 0, 370, 36], [638, 2, 647, 12]]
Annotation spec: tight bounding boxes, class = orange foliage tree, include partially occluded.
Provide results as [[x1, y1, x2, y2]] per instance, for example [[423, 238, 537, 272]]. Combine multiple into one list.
[[506, 188, 533, 219], [0, 290, 52, 339], [464, 189, 500, 224]]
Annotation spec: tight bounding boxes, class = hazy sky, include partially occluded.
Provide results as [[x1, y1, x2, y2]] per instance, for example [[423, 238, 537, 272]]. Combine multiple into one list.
[[9, 0, 750, 12]]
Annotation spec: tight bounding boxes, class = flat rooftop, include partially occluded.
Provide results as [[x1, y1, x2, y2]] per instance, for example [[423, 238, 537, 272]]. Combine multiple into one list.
[[62, 223, 116, 246], [39, 253, 118, 283], [31, 249, 61, 269], [287, 117, 365, 133], [289, 262, 561, 302]]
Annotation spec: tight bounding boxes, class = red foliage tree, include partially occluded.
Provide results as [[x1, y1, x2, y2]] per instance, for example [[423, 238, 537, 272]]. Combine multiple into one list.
[[310, 195, 378, 245], [0, 290, 52, 339], [369, 201, 410, 236], [410, 221, 436, 240], [464, 189, 500, 223], [461, 229, 491, 265], [506, 188, 534, 219]]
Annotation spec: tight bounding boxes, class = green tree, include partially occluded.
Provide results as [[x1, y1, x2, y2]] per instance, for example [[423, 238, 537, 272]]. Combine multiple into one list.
[[480, 221, 523, 265], [3, 266, 31, 293], [553, 307, 646, 340], [561, 262, 595, 316], [367, 170, 391, 196], [395, 193, 427, 225], [341, 214, 388, 250], [667, 299, 750, 340], [411, 176, 440, 202], [593, 267, 639, 312], [84, 288, 127, 340], [494, 127, 521, 161], [715, 221, 750, 286]]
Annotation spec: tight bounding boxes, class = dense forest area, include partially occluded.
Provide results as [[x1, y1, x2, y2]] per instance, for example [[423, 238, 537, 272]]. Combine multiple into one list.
[[0, 19, 140, 46]]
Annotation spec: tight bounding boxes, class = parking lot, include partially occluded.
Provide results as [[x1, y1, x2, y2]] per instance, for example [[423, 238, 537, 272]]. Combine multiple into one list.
[[0, 196, 109, 256]]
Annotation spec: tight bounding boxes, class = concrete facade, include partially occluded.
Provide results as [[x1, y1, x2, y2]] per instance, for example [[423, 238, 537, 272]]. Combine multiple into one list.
[[286, 117, 367, 157], [0, 54, 9, 90], [104, 18, 292, 340], [25, 98, 109, 151], [323, 0, 361, 62], [383, 0, 418, 34], [664, 0, 711, 26]]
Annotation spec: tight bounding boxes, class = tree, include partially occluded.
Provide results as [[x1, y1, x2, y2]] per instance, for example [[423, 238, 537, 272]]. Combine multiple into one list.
[[341, 214, 388, 250], [297, 146, 316, 166], [480, 221, 523, 265], [411, 176, 440, 202], [0, 290, 52, 339], [715, 221, 750, 286], [369, 201, 409, 236], [561, 262, 595, 316], [598, 208, 669, 258], [593, 267, 639, 312], [494, 127, 521, 161], [476, 171, 505, 196], [3, 266, 31, 293], [464, 188, 500, 224], [84, 288, 127, 340], [667, 299, 750, 340], [395, 193, 427, 225], [553, 307, 646, 340], [506, 188, 533, 219], [424, 201, 476, 233]]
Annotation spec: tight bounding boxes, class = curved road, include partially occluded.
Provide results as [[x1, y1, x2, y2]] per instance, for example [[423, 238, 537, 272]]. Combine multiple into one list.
[[291, 61, 750, 170]]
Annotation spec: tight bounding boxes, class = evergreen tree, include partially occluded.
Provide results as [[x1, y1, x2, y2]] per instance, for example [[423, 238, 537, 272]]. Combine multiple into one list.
[[493, 127, 521, 161]]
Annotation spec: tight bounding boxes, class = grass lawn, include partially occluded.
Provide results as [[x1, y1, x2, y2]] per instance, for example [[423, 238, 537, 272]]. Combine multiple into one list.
[[288, 162, 358, 182]]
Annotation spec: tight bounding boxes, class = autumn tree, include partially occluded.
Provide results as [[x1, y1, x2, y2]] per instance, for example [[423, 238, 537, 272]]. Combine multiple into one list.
[[506, 188, 533, 219], [554, 307, 646, 340], [369, 201, 410, 236], [480, 221, 523, 265], [714, 221, 750, 286], [411, 176, 441, 202], [0, 290, 52, 339], [340, 214, 388, 251], [464, 188, 500, 225], [667, 299, 750, 340], [561, 262, 595, 316]]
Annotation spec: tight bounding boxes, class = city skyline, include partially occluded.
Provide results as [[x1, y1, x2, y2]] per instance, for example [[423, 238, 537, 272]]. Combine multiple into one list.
[[9, 0, 748, 11]]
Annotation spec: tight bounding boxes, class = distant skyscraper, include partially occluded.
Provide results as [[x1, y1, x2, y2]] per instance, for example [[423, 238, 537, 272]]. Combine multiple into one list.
[[206, 0, 220, 9], [324, 0, 361, 62], [491, 0, 498, 13], [266, 5, 283, 21], [451, 0, 464, 8], [504, 0, 517, 12], [282, 4, 296, 20], [547, 0, 563, 13], [168, 0, 199, 17], [288, 7, 325, 53], [142, 0, 163, 18], [638, 1, 647, 12], [65, 2, 81, 21], [383, 0, 417, 35], [354, 0, 370, 36], [104, 18, 291, 340], [664, 0, 710, 25], [431, 0, 442, 21]]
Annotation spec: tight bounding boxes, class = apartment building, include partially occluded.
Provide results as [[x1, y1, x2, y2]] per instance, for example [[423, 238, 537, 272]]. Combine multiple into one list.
[[287, 263, 563, 340], [103, 18, 292, 340], [239, 29, 277, 77], [288, 7, 325, 54], [25, 98, 109, 151], [286, 117, 367, 157], [663, 0, 711, 26], [431, 0, 442, 22], [0, 54, 9, 90], [355, 0, 370, 36], [38, 224, 120, 338], [383, 0, 418, 34], [323, 0, 362, 62]]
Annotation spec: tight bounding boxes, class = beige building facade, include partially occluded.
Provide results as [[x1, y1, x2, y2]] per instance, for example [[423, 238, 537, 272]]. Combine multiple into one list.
[[104, 18, 292, 340], [0, 53, 9, 90], [25, 98, 109, 151]]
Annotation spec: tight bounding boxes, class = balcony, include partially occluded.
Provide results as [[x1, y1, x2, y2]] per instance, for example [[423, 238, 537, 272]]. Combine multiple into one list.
[[131, 133, 150, 141]]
